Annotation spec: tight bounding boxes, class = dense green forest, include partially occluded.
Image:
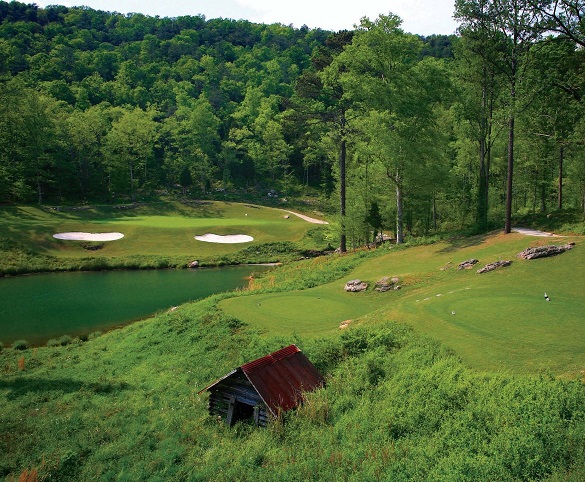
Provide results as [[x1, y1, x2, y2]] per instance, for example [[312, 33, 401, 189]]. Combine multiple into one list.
[[0, 1, 584, 247]]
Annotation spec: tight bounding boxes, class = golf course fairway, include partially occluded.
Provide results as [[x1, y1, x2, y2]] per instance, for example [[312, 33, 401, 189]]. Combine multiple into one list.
[[219, 231, 584, 378]]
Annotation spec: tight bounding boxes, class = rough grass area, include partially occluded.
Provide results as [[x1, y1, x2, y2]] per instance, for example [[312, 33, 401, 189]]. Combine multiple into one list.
[[1, 301, 584, 481], [0, 201, 329, 274]]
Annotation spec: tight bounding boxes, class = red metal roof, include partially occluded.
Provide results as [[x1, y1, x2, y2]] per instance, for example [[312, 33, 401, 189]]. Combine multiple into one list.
[[241, 344, 325, 414], [199, 344, 325, 416]]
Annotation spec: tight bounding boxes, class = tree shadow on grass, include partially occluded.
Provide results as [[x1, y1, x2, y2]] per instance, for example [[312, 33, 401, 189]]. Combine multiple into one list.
[[436, 232, 494, 254], [0, 377, 130, 400]]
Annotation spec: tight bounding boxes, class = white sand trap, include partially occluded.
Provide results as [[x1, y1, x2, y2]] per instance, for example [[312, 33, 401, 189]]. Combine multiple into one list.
[[53, 232, 124, 241], [195, 233, 254, 244]]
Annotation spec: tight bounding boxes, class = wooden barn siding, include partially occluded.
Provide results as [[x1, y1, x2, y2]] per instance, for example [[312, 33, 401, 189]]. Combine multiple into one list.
[[207, 371, 270, 426]]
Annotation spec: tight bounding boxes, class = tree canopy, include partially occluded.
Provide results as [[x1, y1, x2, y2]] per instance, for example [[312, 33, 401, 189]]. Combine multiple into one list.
[[1, 0, 584, 247]]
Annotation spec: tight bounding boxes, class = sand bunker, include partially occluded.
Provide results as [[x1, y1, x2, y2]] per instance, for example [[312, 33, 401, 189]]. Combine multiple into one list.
[[195, 234, 254, 244], [53, 232, 124, 241]]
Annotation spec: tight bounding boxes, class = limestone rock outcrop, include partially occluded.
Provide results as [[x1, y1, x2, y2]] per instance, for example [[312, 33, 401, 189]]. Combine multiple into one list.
[[458, 258, 479, 269], [344, 279, 368, 292], [375, 276, 401, 292], [477, 260, 511, 274], [517, 243, 575, 260]]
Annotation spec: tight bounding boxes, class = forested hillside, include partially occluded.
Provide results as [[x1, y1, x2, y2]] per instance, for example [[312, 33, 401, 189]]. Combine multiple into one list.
[[1, 1, 584, 247]]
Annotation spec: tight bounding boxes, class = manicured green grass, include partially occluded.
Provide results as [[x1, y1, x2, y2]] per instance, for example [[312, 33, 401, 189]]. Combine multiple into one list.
[[220, 290, 374, 336], [0, 201, 329, 273], [221, 232, 584, 377]]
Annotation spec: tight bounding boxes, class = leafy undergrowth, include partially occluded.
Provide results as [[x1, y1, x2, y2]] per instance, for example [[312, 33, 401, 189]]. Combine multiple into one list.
[[1, 296, 584, 481]]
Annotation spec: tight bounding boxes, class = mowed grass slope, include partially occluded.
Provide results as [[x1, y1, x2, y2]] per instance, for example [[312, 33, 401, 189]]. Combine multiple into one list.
[[0, 201, 326, 262], [220, 232, 584, 377]]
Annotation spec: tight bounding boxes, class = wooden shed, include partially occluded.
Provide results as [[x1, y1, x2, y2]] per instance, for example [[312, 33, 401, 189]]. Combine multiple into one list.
[[199, 344, 325, 426]]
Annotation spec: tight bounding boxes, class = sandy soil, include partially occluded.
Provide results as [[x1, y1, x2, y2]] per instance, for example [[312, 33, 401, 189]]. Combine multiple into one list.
[[194, 234, 254, 243], [53, 232, 124, 241]]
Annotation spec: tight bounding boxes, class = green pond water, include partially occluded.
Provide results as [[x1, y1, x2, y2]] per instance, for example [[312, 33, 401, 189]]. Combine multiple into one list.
[[0, 266, 270, 346]]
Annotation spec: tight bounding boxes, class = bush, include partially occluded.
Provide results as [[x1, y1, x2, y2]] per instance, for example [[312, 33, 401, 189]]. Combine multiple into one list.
[[0, 341, 3, 352], [57, 335, 73, 346], [47, 338, 60, 347], [88, 331, 102, 340], [12, 339, 30, 350]]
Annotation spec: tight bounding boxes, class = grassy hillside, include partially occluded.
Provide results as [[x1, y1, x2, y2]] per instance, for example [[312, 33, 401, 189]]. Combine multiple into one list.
[[1, 229, 584, 481], [0, 201, 329, 274]]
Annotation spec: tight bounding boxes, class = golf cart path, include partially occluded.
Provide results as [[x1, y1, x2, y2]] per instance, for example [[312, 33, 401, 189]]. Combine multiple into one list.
[[512, 227, 566, 237], [283, 210, 329, 224]]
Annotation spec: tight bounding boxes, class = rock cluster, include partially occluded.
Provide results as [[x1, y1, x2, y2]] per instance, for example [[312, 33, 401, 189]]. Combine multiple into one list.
[[375, 276, 401, 292], [517, 243, 575, 260], [339, 320, 352, 329], [344, 279, 368, 292], [477, 260, 512, 274], [458, 259, 479, 269]]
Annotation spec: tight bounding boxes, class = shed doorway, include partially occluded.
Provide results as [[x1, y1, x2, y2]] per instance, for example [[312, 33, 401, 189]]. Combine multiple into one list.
[[226, 396, 255, 426]]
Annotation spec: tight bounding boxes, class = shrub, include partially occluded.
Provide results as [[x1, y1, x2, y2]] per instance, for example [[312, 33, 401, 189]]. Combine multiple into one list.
[[88, 331, 102, 340], [12, 339, 30, 350], [47, 338, 60, 347], [0, 341, 3, 352], [57, 335, 73, 346]]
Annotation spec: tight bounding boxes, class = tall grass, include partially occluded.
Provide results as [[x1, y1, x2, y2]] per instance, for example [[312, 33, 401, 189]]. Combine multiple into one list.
[[1, 296, 583, 481]]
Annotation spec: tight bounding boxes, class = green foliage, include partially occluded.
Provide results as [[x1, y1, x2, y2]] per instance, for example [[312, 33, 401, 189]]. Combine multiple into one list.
[[0, 2, 330, 205], [57, 335, 73, 346], [11, 339, 30, 350], [1, 238, 585, 480]]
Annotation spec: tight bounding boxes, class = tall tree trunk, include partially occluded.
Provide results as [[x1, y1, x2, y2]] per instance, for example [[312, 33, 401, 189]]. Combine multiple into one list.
[[433, 192, 438, 231], [505, 114, 514, 233], [478, 139, 488, 230], [395, 172, 404, 244], [339, 136, 347, 253], [505, 68, 516, 234], [558, 145, 564, 210], [37, 177, 43, 205], [129, 159, 135, 203], [477, 77, 489, 231]]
